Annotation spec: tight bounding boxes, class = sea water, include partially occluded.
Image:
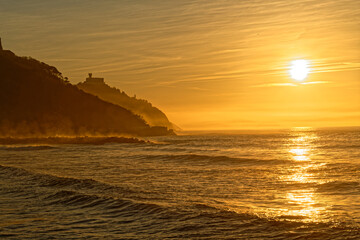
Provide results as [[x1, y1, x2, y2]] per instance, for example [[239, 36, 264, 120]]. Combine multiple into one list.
[[0, 127, 359, 239]]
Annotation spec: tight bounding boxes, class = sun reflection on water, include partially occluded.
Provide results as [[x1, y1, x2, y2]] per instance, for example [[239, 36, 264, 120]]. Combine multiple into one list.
[[224, 128, 330, 223], [280, 128, 328, 222], [289, 148, 309, 161], [285, 190, 326, 221]]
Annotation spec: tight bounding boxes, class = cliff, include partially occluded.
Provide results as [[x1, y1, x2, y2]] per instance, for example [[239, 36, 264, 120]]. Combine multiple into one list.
[[0, 50, 174, 137], [77, 76, 179, 130]]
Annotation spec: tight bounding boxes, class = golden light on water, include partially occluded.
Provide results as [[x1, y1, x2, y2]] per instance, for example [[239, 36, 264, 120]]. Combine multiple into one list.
[[289, 60, 310, 81], [280, 129, 329, 222], [285, 191, 326, 221], [227, 129, 331, 223], [289, 148, 309, 161], [288, 129, 316, 161]]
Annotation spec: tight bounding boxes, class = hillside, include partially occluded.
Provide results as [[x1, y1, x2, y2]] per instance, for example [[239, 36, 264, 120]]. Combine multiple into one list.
[[0, 49, 174, 137], [77, 75, 178, 130]]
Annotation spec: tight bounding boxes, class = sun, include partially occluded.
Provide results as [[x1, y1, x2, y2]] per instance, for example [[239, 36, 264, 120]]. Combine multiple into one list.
[[289, 59, 310, 81]]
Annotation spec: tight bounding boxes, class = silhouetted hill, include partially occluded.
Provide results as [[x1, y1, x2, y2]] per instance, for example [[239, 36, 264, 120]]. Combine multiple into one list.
[[0, 49, 174, 137], [77, 75, 180, 130]]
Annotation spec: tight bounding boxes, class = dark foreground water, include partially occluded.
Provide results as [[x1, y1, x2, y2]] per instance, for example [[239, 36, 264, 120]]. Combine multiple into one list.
[[0, 127, 359, 239]]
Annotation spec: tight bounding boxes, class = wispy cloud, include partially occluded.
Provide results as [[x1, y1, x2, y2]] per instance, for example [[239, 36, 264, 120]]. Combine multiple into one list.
[[300, 81, 330, 85], [252, 81, 330, 88], [251, 83, 297, 88], [311, 62, 360, 73]]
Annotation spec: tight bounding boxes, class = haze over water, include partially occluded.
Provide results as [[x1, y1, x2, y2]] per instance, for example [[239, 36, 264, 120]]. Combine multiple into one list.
[[1, 127, 359, 239]]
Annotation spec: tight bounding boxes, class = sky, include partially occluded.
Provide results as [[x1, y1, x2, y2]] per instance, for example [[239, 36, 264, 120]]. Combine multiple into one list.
[[1, 0, 359, 130]]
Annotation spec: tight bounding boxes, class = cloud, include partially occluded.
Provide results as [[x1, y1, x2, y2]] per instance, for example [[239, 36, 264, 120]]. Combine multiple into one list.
[[252, 83, 297, 88], [252, 81, 330, 88], [310, 61, 360, 74], [300, 81, 330, 85]]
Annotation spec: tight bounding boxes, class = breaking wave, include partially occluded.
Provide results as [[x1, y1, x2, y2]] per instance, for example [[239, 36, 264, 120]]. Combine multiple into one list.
[[0, 136, 147, 145], [0, 145, 56, 151]]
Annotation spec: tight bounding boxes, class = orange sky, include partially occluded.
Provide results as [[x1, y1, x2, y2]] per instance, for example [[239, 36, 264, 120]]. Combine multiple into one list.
[[1, 0, 359, 129]]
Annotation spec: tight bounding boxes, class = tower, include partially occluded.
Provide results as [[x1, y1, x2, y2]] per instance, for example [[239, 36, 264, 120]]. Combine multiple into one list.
[[0, 38, 3, 50], [86, 73, 104, 84]]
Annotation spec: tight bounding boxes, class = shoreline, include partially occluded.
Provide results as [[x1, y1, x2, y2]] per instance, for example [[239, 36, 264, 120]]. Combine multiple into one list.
[[0, 136, 148, 145]]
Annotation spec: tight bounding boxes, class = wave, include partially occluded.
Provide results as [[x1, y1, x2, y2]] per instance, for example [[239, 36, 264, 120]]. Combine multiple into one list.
[[317, 144, 360, 149], [317, 181, 360, 194], [0, 136, 147, 145], [282, 180, 360, 195], [44, 190, 166, 216], [0, 164, 136, 195], [168, 206, 359, 240], [136, 153, 291, 166], [1, 163, 359, 239], [311, 163, 360, 176], [0, 164, 177, 221], [0, 145, 56, 151]]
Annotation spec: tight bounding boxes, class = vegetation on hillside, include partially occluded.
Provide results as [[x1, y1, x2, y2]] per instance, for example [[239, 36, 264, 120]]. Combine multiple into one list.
[[77, 78, 177, 130], [0, 50, 174, 137]]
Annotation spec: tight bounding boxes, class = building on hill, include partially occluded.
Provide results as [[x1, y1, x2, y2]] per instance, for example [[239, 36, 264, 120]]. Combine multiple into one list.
[[86, 73, 104, 84]]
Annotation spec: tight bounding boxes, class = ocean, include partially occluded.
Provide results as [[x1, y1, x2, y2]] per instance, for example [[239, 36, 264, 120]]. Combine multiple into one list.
[[0, 127, 359, 239]]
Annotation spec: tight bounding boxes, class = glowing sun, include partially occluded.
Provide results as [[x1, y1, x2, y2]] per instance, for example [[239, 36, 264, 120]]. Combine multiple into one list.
[[289, 59, 310, 81]]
